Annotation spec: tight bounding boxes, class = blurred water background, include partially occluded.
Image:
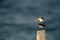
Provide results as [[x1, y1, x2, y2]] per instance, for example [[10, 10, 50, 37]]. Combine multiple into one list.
[[0, 0, 60, 40]]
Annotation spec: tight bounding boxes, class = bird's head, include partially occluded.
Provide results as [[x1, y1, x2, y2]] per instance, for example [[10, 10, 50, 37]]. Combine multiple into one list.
[[35, 17, 44, 23]]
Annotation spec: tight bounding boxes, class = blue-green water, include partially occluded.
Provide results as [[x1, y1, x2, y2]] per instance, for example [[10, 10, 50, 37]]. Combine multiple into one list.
[[0, 0, 60, 40]]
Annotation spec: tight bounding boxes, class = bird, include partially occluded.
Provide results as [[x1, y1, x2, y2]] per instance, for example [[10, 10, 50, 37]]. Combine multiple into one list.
[[35, 17, 45, 28]]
